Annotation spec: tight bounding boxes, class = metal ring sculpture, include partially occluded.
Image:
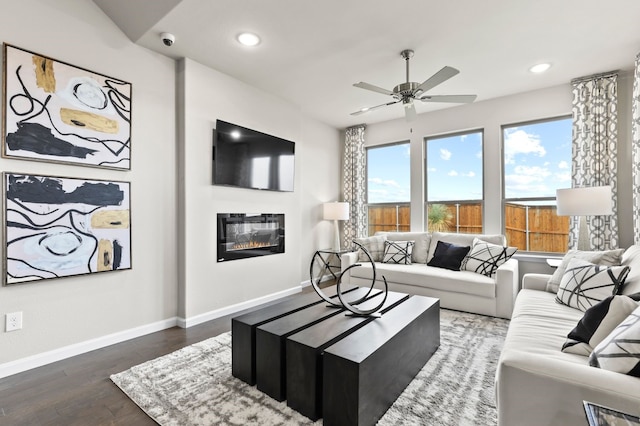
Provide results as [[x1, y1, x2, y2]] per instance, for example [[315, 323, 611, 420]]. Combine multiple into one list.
[[309, 241, 388, 317]]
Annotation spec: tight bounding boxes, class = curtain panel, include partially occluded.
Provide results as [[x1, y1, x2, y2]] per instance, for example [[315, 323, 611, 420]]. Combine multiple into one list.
[[342, 125, 367, 249], [633, 54, 640, 245], [570, 71, 619, 250]]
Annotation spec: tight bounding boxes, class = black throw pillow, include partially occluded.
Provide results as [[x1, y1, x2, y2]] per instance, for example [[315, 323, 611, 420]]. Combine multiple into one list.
[[427, 240, 471, 271]]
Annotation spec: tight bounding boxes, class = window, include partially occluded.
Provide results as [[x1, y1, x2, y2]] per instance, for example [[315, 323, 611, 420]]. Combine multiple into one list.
[[502, 116, 572, 253], [366, 142, 410, 235], [425, 130, 483, 233]]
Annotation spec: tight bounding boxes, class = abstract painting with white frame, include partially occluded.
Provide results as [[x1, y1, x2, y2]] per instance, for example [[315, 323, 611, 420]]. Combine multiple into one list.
[[3, 173, 131, 285], [2, 44, 132, 170]]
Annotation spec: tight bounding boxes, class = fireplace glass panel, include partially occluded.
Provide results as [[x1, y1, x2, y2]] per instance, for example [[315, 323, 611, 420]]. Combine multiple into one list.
[[217, 213, 284, 262]]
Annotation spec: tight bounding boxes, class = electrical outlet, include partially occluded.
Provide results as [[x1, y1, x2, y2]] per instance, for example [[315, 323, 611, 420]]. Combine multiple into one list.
[[6, 312, 22, 332]]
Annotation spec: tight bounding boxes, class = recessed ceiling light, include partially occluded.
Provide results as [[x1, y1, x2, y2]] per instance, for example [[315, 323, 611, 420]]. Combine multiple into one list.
[[237, 32, 261, 47], [529, 63, 551, 73]]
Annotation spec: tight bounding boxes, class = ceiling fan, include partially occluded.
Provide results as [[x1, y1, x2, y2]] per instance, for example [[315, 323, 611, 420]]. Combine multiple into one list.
[[351, 49, 477, 122]]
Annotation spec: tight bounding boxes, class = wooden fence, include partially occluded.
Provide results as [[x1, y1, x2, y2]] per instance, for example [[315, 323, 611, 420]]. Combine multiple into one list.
[[367, 202, 570, 253], [367, 204, 410, 235]]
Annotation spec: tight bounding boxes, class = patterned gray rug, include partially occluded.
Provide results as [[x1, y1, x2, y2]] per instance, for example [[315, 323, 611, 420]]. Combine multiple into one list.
[[111, 309, 508, 425]]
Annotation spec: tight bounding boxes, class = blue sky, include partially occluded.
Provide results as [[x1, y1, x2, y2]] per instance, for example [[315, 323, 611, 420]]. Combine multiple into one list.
[[503, 118, 572, 199], [367, 117, 572, 203], [427, 132, 483, 201]]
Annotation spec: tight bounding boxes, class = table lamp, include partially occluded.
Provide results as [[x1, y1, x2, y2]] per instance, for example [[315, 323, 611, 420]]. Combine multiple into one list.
[[556, 185, 613, 251], [323, 202, 349, 251]]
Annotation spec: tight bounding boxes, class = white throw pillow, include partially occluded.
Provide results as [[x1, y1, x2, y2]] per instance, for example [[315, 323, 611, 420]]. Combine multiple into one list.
[[382, 240, 414, 265], [546, 249, 625, 293], [461, 238, 517, 277], [562, 295, 639, 356], [353, 235, 386, 262], [589, 306, 640, 377], [378, 232, 430, 264], [556, 258, 630, 312]]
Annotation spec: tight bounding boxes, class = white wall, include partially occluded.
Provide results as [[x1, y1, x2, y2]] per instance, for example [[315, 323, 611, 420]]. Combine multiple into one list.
[[365, 76, 636, 277], [0, 1, 343, 373], [0, 0, 177, 365], [178, 58, 342, 321]]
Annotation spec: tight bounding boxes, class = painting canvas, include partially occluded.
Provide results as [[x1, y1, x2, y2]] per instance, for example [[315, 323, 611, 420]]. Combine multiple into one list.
[[3, 173, 131, 285], [2, 44, 131, 169]]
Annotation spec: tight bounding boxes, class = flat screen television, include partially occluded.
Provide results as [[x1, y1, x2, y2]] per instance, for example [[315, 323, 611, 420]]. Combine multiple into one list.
[[212, 119, 295, 192]]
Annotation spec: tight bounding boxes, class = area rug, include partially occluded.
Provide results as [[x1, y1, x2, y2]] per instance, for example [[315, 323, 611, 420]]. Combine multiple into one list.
[[111, 309, 509, 425]]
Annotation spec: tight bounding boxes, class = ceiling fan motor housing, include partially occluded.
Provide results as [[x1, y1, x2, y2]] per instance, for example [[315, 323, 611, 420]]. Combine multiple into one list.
[[393, 82, 420, 97]]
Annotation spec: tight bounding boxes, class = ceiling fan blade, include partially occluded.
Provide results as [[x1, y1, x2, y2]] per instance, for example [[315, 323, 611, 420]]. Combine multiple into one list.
[[353, 81, 394, 96], [418, 94, 477, 103], [416, 66, 460, 93], [350, 100, 400, 116], [404, 102, 417, 122]]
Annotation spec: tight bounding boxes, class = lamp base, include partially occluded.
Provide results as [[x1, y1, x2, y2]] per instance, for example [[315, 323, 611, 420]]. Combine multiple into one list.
[[577, 216, 590, 251], [332, 219, 341, 251]]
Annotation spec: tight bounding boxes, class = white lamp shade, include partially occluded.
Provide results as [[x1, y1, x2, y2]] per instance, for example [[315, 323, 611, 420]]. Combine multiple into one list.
[[323, 202, 350, 221], [556, 186, 613, 216]]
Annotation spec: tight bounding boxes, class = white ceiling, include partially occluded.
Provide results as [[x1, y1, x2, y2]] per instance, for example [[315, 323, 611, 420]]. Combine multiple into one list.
[[94, 0, 640, 129]]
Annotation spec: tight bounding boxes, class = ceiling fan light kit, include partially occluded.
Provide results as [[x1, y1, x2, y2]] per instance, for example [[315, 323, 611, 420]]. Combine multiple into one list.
[[352, 49, 477, 122]]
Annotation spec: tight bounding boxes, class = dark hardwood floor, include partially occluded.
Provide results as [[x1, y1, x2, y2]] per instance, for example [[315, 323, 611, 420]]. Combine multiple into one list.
[[0, 282, 334, 426]]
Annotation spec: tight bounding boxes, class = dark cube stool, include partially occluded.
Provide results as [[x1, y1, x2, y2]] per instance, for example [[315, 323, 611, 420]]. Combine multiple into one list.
[[322, 296, 440, 426], [285, 291, 410, 420], [231, 285, 357, 385], [255, 287, 379, 401]]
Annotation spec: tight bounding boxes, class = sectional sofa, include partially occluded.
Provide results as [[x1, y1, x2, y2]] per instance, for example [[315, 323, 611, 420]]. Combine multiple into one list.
[[496, 245, 640, 425], [340, 231, 519, 319]]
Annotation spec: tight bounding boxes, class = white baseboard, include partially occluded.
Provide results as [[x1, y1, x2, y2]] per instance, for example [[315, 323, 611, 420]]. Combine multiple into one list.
[[300, 274, 335, 288], [0, 284, 307, 379], [0, 317, 178, 379], [176, 285, 303, 328]]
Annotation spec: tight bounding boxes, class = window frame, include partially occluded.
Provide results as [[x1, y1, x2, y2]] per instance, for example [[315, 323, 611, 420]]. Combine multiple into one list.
[[365, 140, 411, 235], [424, 128, 485, 234], [500, 114, 572, 254]]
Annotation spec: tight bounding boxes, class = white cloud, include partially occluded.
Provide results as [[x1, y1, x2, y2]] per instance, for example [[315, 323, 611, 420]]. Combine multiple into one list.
[[427, 167, 437, 173], [440, 148, 452, 160], [504, 164, 558, 197], [554, 171, 571, 182], [513, 165, 551, 178], [448, 170, 458, 176], [558, 160, 569, 169], [505, 165, 551, 186], [476, 151, 483, 159], [504, 128, 546, 164], [368, 177, 402, 188], [462, 171, 476, 178], [504, 184, 549, 196]]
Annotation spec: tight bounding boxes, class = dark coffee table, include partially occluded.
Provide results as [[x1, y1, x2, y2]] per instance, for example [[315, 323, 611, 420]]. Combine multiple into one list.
[[232, 287, 440, 426]]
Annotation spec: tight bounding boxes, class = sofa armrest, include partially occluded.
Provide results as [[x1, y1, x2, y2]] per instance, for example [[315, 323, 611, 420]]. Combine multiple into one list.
[[340, 251, 360, 285], [495, 258, 519, 319], [522, 273, 552, 291], [496, 350, 640, 426]]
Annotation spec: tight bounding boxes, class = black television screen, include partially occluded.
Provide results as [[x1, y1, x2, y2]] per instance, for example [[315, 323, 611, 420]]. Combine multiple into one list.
[[212, 120, 295, 192]]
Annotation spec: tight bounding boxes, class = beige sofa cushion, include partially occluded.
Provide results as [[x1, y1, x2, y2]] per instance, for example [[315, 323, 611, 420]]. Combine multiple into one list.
[[507, 289, 586, 363], [376, 231, 430, 264], [350, 262, 496, 298]]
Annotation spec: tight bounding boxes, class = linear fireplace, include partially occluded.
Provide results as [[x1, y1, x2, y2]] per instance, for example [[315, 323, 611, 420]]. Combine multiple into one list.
[[217, 213, 285, 262]]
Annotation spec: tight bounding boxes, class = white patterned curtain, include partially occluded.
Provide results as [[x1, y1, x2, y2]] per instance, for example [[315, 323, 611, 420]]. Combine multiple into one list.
[[632, 54, 640, 245], [343, 125, 367, 249], [570, 71, 619, 250]]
